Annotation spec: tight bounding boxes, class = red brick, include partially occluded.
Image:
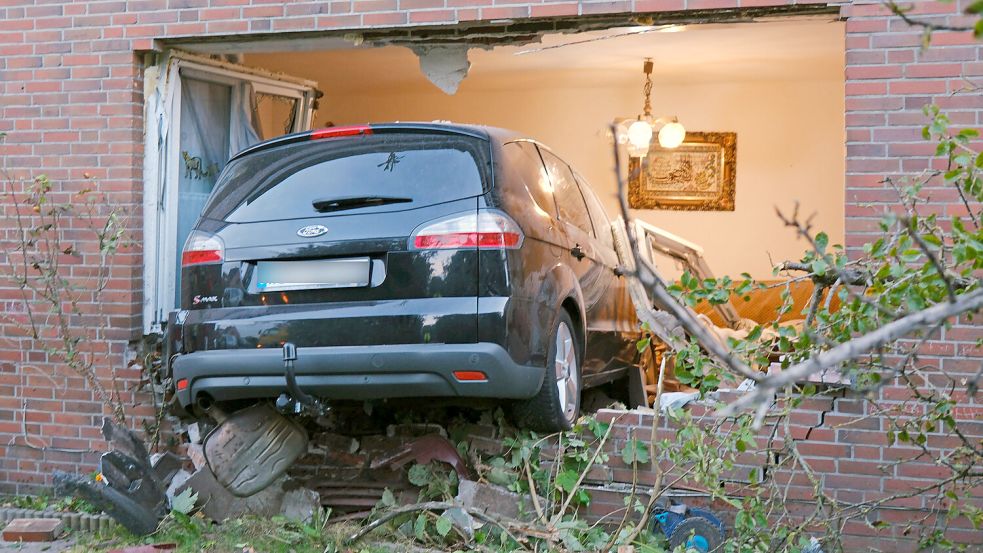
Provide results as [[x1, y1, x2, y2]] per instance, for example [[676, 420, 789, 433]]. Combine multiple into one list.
[[634, 0, 685, 9], [530, 2, 580, 16], [408, 8, 455, 21]]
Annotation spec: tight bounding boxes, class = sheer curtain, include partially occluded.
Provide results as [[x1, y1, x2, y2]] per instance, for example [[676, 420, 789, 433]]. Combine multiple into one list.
[[174, 76, 262, 303]]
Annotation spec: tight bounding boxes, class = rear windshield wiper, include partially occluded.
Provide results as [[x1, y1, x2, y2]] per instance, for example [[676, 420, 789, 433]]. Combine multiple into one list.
[[312, 195, 413, 213]]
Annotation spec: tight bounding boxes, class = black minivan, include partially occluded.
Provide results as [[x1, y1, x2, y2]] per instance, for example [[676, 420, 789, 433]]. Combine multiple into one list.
[[166, 123, 641, 431]]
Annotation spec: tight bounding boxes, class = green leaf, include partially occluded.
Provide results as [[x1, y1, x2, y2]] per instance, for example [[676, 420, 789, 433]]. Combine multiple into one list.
[[408, 464, 430, 487], [414, 513, 428, 541], [487, 465, 515, 488], [555, 469, 579, 493], [171, 487, 198, 515], [815, 232, 829, 253], [811, 258, 829, 275], [435, 514, 453, 537], [620, 439, 651, 465], [636, 336, 650, 353]]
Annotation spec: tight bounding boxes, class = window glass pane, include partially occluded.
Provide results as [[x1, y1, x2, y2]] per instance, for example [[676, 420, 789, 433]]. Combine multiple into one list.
[[205, 134, 487, 223], [576, 173, 614, 249], [254, 93, 299, 141], [504, 142, 556, 216], [176, 76, 232, 303], [540, 149, 593, 235]]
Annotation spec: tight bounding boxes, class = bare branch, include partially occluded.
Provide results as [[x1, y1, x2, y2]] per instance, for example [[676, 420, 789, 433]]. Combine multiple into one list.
[[610, 126, 761, 383], [884, 1, 974, 33], [720, 286, 983, 420]]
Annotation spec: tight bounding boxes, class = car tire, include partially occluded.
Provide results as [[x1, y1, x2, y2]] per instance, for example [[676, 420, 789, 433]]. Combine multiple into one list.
[[511, 310, 581, 432]]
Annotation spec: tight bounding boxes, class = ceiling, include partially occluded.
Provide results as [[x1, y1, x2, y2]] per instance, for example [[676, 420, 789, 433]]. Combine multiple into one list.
[[246, 18, 845, 93]]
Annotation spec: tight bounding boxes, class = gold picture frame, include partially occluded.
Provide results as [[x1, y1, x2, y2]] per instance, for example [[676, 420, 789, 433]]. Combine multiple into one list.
[[628, 131, 737, 211]]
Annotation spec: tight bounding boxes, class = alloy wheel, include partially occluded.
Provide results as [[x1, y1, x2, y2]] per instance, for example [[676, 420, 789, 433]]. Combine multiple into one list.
[[554, 321, 578, 422]]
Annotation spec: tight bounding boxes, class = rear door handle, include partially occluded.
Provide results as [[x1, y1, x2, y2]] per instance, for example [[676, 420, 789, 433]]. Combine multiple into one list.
[[570, 244, 586, 260]]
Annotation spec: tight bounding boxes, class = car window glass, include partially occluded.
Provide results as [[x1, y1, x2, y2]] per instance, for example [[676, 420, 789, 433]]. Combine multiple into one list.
[[539, 149, 593, 235], [504, 142, 557, 217], [203, 133, 488, 223], [576, 173, 614, 250]]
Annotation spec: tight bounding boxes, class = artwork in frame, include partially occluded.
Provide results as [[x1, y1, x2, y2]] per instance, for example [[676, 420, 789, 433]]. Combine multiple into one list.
[[628, 131, 737, 211]]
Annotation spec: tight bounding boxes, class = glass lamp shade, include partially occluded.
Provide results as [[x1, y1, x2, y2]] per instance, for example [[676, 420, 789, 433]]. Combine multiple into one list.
[[626, 119, 653, 157], [658, 121, 686, 149]]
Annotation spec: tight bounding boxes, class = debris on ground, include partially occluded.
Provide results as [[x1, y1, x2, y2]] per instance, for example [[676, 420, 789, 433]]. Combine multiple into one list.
[[54, 405, 325, 533], [53, 419, 169, 535], [455, 479, 540, 522], [203, 403, 308, 497]]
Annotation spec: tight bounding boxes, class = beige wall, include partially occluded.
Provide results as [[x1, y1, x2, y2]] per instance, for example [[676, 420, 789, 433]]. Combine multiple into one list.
[[249, 47, 845, 280]]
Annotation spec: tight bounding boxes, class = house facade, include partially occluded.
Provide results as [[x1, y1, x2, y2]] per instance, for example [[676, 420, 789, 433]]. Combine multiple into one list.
[[0, 0, 981, 549]]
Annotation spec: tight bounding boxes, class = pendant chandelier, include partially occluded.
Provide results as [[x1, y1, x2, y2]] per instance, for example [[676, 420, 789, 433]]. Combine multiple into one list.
[[619, 58, 686, 157]]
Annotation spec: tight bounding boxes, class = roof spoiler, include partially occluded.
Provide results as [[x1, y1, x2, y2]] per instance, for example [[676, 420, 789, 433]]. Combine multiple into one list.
[[231, 123, 489, 161]]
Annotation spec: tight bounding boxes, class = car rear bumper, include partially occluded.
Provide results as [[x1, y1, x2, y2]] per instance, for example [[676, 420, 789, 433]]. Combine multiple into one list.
[[171, 342, 545, 408]]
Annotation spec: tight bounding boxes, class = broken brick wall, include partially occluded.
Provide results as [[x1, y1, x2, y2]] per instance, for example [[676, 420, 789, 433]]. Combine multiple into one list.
[[0, 0, 980, 543], [589, 391, 983, 552]]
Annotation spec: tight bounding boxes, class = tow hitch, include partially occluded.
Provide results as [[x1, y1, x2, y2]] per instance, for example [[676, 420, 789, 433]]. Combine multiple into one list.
[[276, 342, 330, 416]]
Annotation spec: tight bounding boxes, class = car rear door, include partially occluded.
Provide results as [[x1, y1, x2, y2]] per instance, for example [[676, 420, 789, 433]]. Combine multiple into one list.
[[537, 148, 612, 379], [575, 173, 641, 376]]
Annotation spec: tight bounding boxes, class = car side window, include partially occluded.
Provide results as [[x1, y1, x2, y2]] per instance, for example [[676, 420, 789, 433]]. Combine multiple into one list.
[[504, 142, 557, 217], [539, 149, 593, 235], [575, 173, 615, 250]]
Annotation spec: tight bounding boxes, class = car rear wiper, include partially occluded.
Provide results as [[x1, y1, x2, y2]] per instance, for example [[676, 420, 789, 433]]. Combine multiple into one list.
[[312, 195, 413, 213]]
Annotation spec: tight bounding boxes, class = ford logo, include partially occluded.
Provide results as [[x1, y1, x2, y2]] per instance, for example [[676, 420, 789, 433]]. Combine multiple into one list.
[[296, 224, 328, 238]]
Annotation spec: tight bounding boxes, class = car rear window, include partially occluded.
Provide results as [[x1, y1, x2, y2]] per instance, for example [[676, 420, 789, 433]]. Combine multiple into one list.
[[202, 132, 489, 223]]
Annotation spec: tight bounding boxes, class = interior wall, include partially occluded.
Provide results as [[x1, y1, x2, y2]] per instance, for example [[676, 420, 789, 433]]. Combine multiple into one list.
[[247, 29, 845, 280]]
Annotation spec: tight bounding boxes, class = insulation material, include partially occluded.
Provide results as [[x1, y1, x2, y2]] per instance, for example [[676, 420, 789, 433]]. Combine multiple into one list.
[[411, 44, 471, 95]]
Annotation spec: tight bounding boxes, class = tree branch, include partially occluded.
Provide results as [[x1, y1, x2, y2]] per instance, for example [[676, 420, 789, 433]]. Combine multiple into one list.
[[720, 286, 983, 422], [610, 126, 762, 383], [884, 1, 975, 33]]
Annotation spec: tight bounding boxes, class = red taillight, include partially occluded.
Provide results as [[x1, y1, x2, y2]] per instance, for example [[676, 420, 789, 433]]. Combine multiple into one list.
[[181, 231, 225, 267], [176, 378, 189, 391], [411, 210, 524, 251], [181, 250, 222, 266], [309, 125, 372, 140], [453, 371, 487, 382]]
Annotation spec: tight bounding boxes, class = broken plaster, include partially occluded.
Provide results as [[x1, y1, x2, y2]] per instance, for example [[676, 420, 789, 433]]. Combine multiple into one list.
[[410, 44, 472, 95]]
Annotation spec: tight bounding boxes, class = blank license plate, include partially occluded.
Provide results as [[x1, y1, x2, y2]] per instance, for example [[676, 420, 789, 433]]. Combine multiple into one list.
[[256, 257, 371, 292]]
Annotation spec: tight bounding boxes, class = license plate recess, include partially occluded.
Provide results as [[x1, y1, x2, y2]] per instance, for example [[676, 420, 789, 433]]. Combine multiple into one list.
[[256, 257, 371, 291]]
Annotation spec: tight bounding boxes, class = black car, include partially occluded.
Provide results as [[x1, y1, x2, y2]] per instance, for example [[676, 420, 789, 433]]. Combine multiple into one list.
[[166, 123, 641, 431]]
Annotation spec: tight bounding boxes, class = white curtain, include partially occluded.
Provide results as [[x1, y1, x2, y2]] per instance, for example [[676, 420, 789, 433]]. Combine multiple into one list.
[[174, 76, 262, 303]]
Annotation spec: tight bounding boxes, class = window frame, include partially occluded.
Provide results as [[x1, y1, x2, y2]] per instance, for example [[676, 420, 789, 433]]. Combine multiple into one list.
[[141, 49, 318, 334]]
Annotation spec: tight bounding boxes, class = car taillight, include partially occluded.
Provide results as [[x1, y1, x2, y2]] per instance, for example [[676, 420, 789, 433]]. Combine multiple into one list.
[[181, 230, 224, 267], [309, 125, 372, 140], [411, 210, 524, 250]]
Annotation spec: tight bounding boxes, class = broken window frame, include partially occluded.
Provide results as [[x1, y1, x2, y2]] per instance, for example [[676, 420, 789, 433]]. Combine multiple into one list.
[[141, 49, 319, 334]]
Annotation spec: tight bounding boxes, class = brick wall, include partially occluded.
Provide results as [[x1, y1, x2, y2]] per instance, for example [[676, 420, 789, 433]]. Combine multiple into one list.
[[0, 0, 980, 547], [588, 392, 983, 551]]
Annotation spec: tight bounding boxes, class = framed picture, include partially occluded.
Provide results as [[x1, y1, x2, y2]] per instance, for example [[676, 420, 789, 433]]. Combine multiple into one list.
[[628, 131, 737, 211]]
